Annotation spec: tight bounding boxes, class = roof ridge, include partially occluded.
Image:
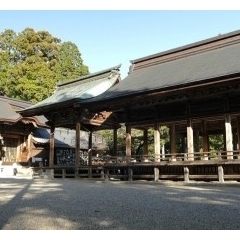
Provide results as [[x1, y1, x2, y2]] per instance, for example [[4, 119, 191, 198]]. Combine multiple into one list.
[[130, 29, 240, 64], [57, 64, 121, 87]]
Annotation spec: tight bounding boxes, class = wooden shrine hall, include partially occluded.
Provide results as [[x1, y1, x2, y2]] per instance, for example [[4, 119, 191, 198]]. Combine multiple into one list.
[[19, 29, 240, 182]]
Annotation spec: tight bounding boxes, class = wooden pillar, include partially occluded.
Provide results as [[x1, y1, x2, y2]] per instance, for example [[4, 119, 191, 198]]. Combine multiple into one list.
[[170, 124, 176, 161], [16, 138, 21, 162], [194, 130, 200, 160], [218, 166, 224, 183], [27, 134, 32, 166], [154, 167, 159, 182], [88, 131, 93, 166], [225, 114, 233, 160], [202, 120, 209, 160], [126, 125, 131, 161], [233, 129, 237, 151], [128, 167, 133, 181], [181, 134, 186, 154], [194, 130, 200, 152], [237, 116, 240, 159], [143, 128, 148, 161], [88, 131, 93, 178], [184, 167, 189, 182], [154, 122, 161, 162], [49, 125, 55, 167], [187, 119, 194, 161], [75, 122, 80, 167], [113, 128, 118, 156]]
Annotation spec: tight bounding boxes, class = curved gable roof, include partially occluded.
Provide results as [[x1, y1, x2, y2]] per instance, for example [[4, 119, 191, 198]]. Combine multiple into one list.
[[18, 65, 121, 116]]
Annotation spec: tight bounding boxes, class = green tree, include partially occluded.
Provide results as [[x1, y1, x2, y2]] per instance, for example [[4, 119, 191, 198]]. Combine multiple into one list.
[[56, 42, 89, 82], [0, 29, 17, 95], [0, 27, 89, 102], [100, 125, 170, 158]]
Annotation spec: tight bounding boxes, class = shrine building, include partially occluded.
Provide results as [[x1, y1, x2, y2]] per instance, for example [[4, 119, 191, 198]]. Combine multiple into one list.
[[19, 30, 240, 182]]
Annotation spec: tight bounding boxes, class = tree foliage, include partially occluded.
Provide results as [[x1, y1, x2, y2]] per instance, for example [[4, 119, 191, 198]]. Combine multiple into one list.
[[100, 125, 224, 158], [0, 28, 89, 103], [100, 125, 170, 157]]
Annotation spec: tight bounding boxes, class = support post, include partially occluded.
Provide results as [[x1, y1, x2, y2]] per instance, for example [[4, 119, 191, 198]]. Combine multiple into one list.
[[128, 167, 133, 181], [187, 119, 194, 161], [218, 166, 224, 183], [105, 168, 110, 181], [170, 124, 176, 161], [154, 167, 159, 182], [184, 167, 189, 182], [126, 125, 131, 162], [62, 168, 66, 179], [88, 131, 93, 167], [154, 122, 161, 162], [143, 128, 148, 161], [49, 125, 55, 167], [237, 116, 240, 159], [113, 128, 118, 156], [202, 120, 209, 160], [75, 122, 80, 177], [225, 114, 233, 160]]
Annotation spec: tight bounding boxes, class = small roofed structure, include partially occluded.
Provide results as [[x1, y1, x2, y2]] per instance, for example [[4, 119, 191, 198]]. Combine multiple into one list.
[[19, 65, 122, 167], [19, 65, 122, 131], [0, 96, 48, 165], [31, 128, 107, 166]]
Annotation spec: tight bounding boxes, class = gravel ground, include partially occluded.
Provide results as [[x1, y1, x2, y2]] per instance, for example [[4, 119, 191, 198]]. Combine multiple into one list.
[[0, 176, 240, 230]]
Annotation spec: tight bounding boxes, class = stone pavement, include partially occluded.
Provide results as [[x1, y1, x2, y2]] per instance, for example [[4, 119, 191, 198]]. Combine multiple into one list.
[[1, 175, 240, 230]]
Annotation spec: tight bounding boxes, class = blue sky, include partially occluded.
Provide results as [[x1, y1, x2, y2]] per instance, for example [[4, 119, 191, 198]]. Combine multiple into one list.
[[1, 9, 240, 79]]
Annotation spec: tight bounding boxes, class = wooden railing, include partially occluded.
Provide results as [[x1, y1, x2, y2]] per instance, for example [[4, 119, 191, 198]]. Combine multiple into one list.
[[29, 150, 240, 182]]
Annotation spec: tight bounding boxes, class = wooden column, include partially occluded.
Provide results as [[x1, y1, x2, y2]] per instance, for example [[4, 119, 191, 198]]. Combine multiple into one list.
[[184, 167, 189, 182], [88, 131, 93, 166], [27, 134, 32, 166], [237, 116, 240, 159], [49, 125, 55, 167], [143, 128, 148, 161], [218, 166, 224, 183], [194, 130, 200, 161], [225, 114, 233, 160], [75, 122, 80, 167], [233, 129, 237, 151], [170, 124, 176, 161], [16, 138, 21, 161], [187, 119, 194, 161], [194, 130, 200, 152], [126, 125, 131, 161], [154, 122, 160, 162], [113, 128, 118, 156], [202, 120, 209, 160]]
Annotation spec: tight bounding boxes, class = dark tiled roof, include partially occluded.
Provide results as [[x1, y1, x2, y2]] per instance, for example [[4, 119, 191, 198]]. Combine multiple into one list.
[[0, 96, 47, 126], [84, 30, 240, 103], [130, 30, 240, 64], [0, 100, 20, 121]]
